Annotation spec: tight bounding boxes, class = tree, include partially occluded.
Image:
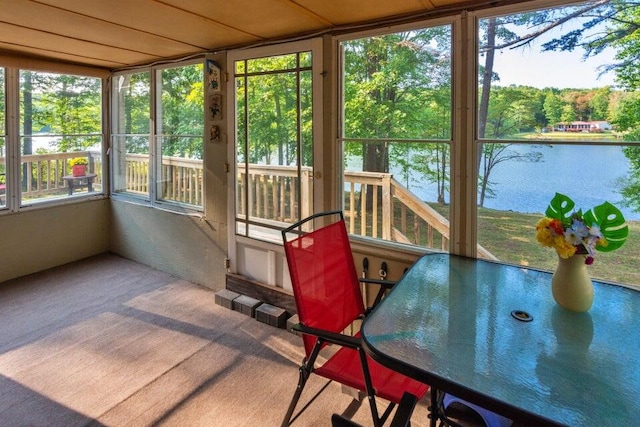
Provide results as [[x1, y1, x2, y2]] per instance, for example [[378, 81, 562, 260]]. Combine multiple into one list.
[[590, 86, 612, 120], [477, 1, 640, 211], [537, 0, 640, 211], [159, 64, 203, 159], [560, 103, 578, 124], [610, 92, 640, 211], [116, 72, 150, 155], [343, 27, 452, 204], [477, 13, 553, 207], [25, 72, 102, 152], [478, 86, 543, 206], [544, 92, 565, 127], [237, 54, 312, 168]]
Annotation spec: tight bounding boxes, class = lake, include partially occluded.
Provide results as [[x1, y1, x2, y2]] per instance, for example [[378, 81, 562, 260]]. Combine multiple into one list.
[[392, 144, 640, 221]]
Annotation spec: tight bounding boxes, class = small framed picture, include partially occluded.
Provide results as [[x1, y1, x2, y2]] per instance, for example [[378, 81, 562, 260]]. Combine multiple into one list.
[[209, 94, 222, 120], [207, 60, 221, 92], [210, 124, 221, 142]]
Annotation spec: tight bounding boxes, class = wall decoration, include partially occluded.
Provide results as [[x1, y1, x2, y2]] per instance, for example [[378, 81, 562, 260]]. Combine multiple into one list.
[[209, 94, 222, 120], [210, 124, 221, 142], [206, 59, 222, 92]]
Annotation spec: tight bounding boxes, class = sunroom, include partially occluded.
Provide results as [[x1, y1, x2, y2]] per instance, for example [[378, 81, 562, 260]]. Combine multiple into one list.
[[0, 0, 638, 425]]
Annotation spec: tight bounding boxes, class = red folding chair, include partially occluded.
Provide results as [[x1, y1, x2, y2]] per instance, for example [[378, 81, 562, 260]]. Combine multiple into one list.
[[281, 211, 429, 427]]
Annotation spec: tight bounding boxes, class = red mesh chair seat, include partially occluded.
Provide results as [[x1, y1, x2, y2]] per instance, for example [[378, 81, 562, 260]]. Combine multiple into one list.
[[316, 336, 427, 403]]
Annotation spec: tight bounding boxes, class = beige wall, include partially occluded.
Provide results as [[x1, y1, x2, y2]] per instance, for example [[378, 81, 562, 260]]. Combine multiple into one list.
[[109, 200, 227, 290], [109, 52, 229, 290], [0, 199, 110, 283]]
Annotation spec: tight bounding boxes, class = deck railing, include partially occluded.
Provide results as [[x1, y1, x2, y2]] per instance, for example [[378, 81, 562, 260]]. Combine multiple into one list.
[[236, 164, 313, 224], [3, 155, 494, 258], [4, 151, 103, 199], [119, 154, 203, 205], [238, 163, 496, 259], [343, 172, 496, 260]]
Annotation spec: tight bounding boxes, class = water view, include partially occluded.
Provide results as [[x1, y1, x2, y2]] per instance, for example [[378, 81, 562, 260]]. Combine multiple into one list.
[[395, 144, 639, 221]]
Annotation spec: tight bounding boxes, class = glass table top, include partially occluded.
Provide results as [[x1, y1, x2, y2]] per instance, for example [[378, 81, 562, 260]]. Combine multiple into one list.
[[361, 253, 640, 426]]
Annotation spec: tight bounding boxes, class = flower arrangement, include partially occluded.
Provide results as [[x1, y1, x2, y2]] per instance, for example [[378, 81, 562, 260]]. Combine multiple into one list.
[[536, 193, 629, 265], [69, 157, 88, 166]]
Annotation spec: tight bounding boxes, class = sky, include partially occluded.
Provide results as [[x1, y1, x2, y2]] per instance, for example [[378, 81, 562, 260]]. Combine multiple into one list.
[[487, 13, 619, 90], [492, 44, 618, 89]]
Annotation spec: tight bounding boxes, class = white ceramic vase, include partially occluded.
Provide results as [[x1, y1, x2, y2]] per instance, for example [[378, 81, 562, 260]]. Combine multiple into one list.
[[551, 254, 594, 312]]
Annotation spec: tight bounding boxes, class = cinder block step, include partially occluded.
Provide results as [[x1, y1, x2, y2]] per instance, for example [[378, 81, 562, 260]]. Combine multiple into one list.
[[214, 289, 240, 310], [233, 294, 262, 317], [255, 303, 287, 328]]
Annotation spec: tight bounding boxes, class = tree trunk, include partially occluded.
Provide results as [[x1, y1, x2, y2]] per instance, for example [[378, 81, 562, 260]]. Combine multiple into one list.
[[477, 17, 497, 207]]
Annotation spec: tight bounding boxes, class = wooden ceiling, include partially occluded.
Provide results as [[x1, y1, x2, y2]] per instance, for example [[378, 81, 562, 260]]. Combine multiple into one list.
[[0, 0, 531, 70]]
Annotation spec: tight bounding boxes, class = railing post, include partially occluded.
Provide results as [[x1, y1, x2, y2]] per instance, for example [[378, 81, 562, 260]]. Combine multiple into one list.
[[301, 168, 311, 222], [382, 174, 391, 240]]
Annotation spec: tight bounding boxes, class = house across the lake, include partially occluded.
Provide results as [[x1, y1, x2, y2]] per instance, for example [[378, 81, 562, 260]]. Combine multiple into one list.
[[553, 120, 613, 132]]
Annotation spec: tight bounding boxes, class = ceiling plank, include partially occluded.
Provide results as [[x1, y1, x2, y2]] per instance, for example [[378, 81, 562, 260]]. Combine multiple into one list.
[[1, 1, 205, 58], [0, 22, 160, 66], [33, 0, 263, 49], [0, 0, 536, 69]]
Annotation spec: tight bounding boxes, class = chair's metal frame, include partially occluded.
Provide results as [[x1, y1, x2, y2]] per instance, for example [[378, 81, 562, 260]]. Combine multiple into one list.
[[331, 391, 420, 427]]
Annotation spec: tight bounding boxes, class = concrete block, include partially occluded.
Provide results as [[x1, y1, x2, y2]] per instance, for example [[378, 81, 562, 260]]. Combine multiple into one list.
[[232, 294, 262, 317], [255, 303, 287, 328], [214, 289, 240, 310]]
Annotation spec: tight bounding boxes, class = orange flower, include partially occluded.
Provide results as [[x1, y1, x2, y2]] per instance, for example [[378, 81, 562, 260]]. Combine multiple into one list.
[[548, 219, 564, 236]]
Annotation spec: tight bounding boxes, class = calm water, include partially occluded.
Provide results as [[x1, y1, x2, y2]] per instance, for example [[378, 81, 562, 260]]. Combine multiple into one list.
[[394, 144, 640, 221]]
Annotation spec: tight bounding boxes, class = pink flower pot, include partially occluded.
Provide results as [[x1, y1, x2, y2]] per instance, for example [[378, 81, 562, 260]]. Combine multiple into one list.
[[72, 165, 87, 177]]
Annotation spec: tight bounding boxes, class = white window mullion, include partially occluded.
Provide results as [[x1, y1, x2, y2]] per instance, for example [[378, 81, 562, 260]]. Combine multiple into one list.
[[450, 12, 478, 258], [5, 68, 20, 210], [149, 69, 159, 204]]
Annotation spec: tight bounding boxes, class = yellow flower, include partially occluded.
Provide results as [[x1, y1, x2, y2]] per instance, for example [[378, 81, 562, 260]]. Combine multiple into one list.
[[597, 238, 608, 248], [536, 217, 551, 229], [555, 236, 577, 258], [536, 218, 555, 247]]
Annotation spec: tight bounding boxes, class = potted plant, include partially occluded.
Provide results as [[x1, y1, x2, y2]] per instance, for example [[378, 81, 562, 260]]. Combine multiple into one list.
[[69, 157, 89, 177]]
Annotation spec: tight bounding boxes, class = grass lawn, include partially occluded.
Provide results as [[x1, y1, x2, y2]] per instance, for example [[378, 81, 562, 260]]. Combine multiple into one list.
[[431, 204, 640, 288]]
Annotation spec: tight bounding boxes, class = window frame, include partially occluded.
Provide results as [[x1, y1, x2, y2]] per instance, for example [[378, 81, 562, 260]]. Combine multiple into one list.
[[110, 58, 205, 213], [469, 0, 640, 288], [1, 67, 107, 213], [227, 39, 324, 247], [335, 16, 460, 255]]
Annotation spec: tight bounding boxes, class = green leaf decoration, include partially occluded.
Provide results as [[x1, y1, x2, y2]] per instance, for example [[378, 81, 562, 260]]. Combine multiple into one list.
[[545, 193, 575, 225], [583, 201, 629, 252]]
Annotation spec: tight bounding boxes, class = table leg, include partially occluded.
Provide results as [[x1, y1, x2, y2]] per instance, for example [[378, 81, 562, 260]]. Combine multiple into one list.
[[67, 181, 74, 195], [87, 178, 94, 192], [429, 387, 439, 427]]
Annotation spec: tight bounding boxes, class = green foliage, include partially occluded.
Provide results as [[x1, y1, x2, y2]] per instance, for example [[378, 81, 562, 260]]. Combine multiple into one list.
[[485, 86, 540, 137], [543, 93, 564, 126], [21, 71, 102, 152], [159, 64, 204, 159], [342, 27, 452, 201], [584, 201, 629, 252], [236, 53, 313, 167], [546, 192, 629, 253], [620, 145, 640, 212]]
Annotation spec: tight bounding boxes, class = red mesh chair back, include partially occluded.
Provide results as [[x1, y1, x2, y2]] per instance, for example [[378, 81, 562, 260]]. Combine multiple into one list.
[[281, 211, 429, 427], [284, 216, 365, 356]]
